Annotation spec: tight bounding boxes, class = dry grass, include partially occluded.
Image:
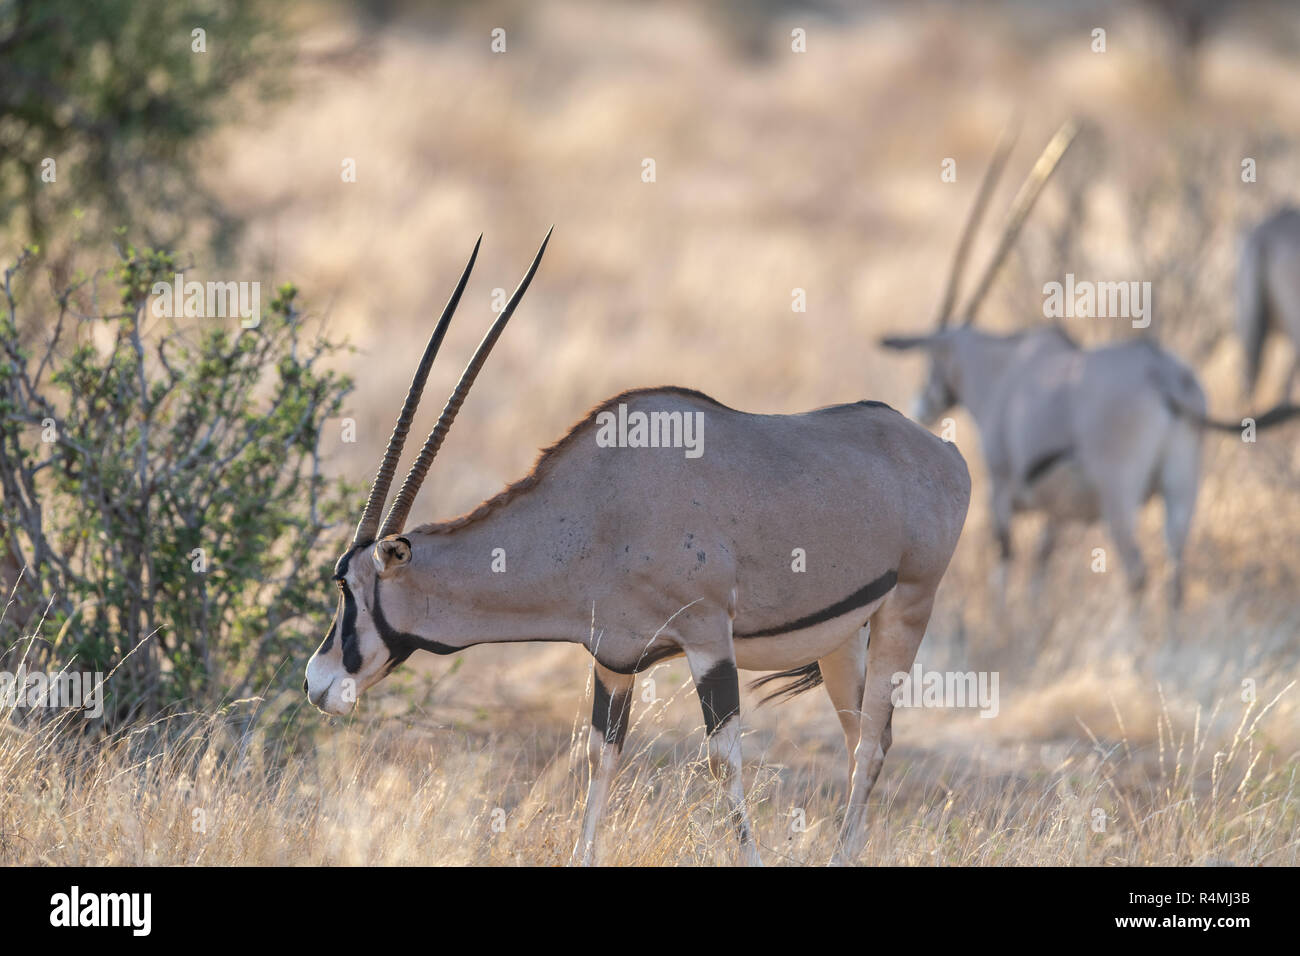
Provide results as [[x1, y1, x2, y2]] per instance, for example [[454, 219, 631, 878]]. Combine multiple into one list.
[[1, 658, 1295, 866], [3, 580, 1298, 866], [4, 0, 1300, 865]]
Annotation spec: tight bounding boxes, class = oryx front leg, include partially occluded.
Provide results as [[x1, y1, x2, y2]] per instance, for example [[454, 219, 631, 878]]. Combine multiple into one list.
[[832, 586, 934, 866], [687, 649, 762, 866], [1158, 421, 1200, 610], [572, 661, 634, 866], [1029, 521, 1057, 596], [1100, 486, 1147, 598]]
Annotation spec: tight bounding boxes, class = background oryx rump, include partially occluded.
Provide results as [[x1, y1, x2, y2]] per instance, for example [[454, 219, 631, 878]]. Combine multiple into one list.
[[1238, 207, 1300, 400], [885, 128, 1300, 605], [304, 233, 971, 866], [884, 325, 1300, 605]]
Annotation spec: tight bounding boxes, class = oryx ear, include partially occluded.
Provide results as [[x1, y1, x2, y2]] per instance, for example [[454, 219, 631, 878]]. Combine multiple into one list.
[[372, 536, 413, 578], [879, 334, 938, 351]]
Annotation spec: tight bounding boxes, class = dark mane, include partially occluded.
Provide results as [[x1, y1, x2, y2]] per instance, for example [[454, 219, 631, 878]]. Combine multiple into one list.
[[410, 386, 730, 535], [815, 398, 897, 413]]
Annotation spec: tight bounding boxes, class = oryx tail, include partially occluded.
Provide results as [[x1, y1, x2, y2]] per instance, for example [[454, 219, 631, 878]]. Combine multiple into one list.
[[1148, 358, 1300, 431], [748, 661, 823, 703]]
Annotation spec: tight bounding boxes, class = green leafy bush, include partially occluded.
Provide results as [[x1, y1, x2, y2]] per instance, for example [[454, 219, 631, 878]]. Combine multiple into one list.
[[0, 246, 356, 722], [0, 0, 283, 250]]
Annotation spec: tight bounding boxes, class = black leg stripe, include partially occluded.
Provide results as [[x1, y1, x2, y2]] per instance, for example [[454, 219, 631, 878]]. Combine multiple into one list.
[[591, 677, 633, 748], [697, 659, 740, 736], [734, 569, 898, 639]]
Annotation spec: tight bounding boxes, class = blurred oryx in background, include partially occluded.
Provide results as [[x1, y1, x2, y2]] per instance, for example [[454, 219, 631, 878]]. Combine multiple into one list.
[[882, 125, 1300, 606], [1238, 207, 1300, 401]]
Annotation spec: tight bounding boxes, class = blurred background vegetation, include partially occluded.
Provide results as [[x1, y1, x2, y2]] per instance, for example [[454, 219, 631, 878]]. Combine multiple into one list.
[[0, 0, 284, 257], [0, 0, 1298, 863], [0, 0, 315, 722]]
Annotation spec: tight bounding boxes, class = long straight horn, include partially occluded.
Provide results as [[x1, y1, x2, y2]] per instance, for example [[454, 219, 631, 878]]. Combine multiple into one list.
[[934, 121, 1018, 328], [351, 236, 482, 546], [958, 120, 1079, 326], [377, 226, 553, 539]]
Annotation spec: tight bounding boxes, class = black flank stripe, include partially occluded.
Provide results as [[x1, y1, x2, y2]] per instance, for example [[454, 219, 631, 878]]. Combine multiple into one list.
[[1024, 448, 1071, 485], [734, 569, 898, 639]]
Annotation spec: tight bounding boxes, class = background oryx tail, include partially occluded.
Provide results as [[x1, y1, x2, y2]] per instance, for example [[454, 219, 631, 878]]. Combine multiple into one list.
[[1148, 359, 1300, 432]]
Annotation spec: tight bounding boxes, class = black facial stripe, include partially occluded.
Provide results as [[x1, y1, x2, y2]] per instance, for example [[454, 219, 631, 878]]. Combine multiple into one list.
[[340, 583, 361, 673], [318, 546, 360, 664], [734, 569, 899, 639], [334, 544, 364, 579], [591, 677, 633, 748], [371, 577, 461, 662], [696, 659, 740, 736]]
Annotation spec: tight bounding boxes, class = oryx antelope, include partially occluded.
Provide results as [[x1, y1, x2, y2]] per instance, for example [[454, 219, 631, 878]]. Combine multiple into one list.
[[1238, 206, 1300, 399], [884, 127, 1300, 606], [304, 230, 971, 866]]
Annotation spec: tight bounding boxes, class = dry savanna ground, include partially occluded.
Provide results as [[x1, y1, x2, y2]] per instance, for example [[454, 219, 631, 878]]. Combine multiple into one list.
[[3, 0, 1299, 865]]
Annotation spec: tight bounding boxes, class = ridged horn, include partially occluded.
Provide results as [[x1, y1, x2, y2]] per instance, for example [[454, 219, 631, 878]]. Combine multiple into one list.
[[935, 120, 1019, 329], [959, 120, 1078, 326], [377, 226, 553, 538], [351, 235, 481, 546]]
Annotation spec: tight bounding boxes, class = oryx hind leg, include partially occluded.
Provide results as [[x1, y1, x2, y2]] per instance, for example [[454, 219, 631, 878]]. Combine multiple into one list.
[[1100, 490, 1147, 598], [1159, 421, 1201, 609], [685, 642, 763, 866], [818, 626, 871, 783], [832, 582, 934, 866], [572, 661, 634, 866], [1086, 400, 1168, 599], [1274, 274, 1300, 401], [989, 478, 1014, 610]]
